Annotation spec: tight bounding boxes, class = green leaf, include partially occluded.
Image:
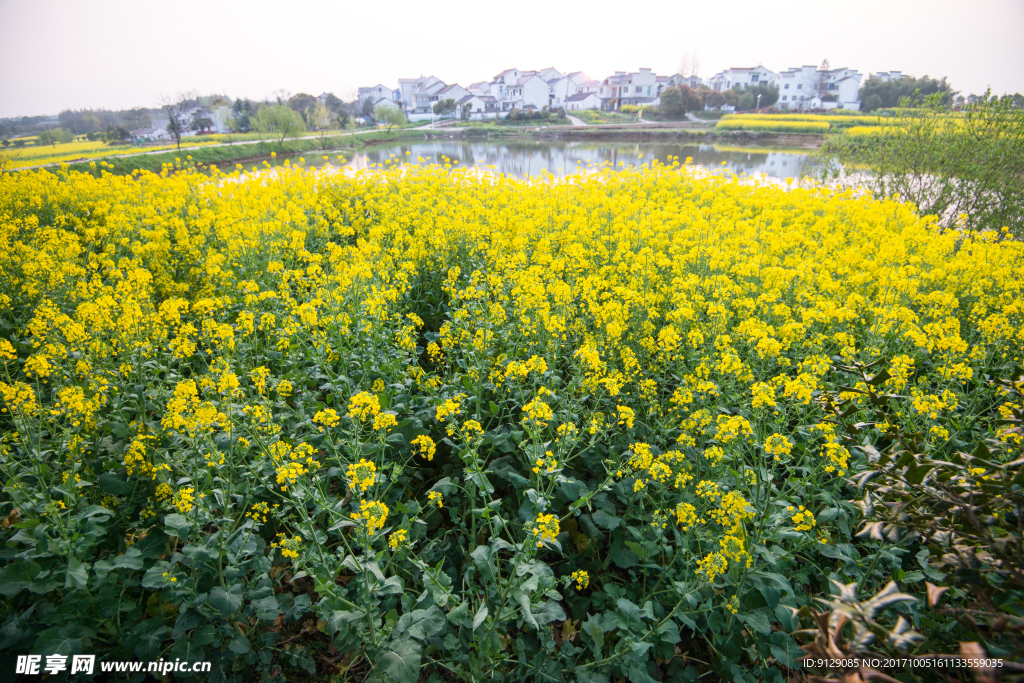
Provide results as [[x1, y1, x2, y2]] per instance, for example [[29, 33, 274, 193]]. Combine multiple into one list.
[[512, 589, 538, 630], [739, 610, 772, 635], [582, 612, 615, 659], [446, 601, 470, 627], [228, 634, 250, 654], [610, 543, 638, 569], [466, 470, 495, 495], [615, 598, 653, 633], [472, 604, 489, 631], [592, 509, 622, 530], [210, 584, 244, 615], [395, 605, 445, 641], [112, 546, 145, 570], [532, 599, 565, 625], [0, 559, 41, 597], [326, 609, 362, 635], [60, 560, 89, 591], [375, 575, 404, 596], [817, 507, 840, 523], [378, 637, 422, 683], [97, 473, 136, 496], [192, 624, 219, 647], [142, 562, 172, 589], [749, 571, 794, 608], [164, 513, 192, 539], [490, 457, 528, 486], [252, 595, 283, 620], [470, 545, 495, 583]]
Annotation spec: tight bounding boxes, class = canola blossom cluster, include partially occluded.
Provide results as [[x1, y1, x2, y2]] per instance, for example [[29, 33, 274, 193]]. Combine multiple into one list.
[[0, 157, 1022, 680]]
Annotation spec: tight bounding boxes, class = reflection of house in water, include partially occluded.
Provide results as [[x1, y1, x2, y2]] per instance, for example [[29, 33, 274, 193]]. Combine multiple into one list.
[[721, 151, 810, 180]]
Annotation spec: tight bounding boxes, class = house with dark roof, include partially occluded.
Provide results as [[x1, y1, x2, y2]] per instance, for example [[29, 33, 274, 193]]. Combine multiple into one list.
[[565, 92, 605, 111], [436, 84, 471, 103], [548, 71, 590, 108], [457, 95, 499, 120]]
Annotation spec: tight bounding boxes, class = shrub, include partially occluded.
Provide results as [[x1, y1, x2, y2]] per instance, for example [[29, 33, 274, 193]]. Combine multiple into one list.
[[820, 93, 1024, 237]]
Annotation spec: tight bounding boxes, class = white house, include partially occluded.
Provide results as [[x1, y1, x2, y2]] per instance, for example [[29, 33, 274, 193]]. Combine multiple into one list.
[[707, 66, 777, 92], [210, 106, 232, 134], [594, 68, 666, 110], [776, 65, 861, 110], [467, 81, 490, 95], [824, 67, 862, 110], [397, 76, 446, 114], [576, 79, 602, 96], [870, 71, 905, 82], [132, 127, 171, 142], [776, 65, 821, 110], [565, 92, 604, 111], [457, 95, 499, 120], [488, 68, 553, 111], [547, 71, 589, 108], [435, 83, 471, 105], [358, 84, 396, 106]]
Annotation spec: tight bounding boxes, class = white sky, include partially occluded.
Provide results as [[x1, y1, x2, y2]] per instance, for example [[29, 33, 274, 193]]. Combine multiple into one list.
[[1, 0, 1022, 118]]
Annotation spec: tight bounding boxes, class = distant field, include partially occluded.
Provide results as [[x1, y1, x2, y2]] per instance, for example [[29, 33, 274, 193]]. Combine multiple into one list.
[[5, 139, 224, 169], [3, 128, 407, 169], [717, 113, 893, 134]]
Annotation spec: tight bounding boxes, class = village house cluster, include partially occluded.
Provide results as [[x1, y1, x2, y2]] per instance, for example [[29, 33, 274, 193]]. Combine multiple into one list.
[[360, 63, 900, 120]]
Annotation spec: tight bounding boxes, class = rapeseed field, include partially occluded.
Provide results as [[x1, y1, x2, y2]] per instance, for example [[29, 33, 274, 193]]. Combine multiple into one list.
[[1, 158, 1022, 681]]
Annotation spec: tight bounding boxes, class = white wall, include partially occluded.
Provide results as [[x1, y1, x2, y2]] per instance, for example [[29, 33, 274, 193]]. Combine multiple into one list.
[[521, 77, 550, 109]]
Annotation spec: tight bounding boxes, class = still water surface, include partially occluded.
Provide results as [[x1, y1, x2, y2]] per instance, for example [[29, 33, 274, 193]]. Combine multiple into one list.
[[266, 140, 814, 180]]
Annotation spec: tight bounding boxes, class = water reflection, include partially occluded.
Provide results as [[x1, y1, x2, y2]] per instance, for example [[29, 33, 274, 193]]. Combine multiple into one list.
[[277, 141, 813, 180]]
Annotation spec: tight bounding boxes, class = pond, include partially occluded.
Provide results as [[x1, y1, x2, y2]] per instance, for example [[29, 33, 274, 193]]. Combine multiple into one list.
[[261, 140, 816, 180]]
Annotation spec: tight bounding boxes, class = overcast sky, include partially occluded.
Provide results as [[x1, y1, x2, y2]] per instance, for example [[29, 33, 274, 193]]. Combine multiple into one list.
[[1, 0, 1022, 117]]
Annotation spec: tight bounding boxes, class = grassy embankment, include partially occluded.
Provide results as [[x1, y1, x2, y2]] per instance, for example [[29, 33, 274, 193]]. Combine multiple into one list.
[[61, 128, 472, 175]]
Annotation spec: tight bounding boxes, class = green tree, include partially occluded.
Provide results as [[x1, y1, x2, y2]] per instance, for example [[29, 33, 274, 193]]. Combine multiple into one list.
[[104, 127, 131, 145], [122, 107, 151, 129], [659, 87, 685, 119], [231, 99, 256, 132], [676, 86, 703, 113], [361, 98, 375, 119], [305, 101, 332, 131], [288, 93, 317, 116], [702, 89, 725, 110], [860, 75, 956, 111], [375, 104, 405, 132], [254, 104, 306, 145], [432, 99, 457, 117], [37, 127, 67, 147], [322, 93, 344, 114], [737, 92, 755, 111], [748, 84, 779, 108]]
